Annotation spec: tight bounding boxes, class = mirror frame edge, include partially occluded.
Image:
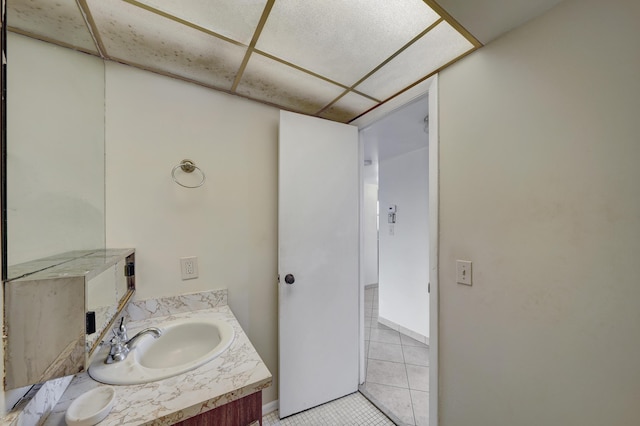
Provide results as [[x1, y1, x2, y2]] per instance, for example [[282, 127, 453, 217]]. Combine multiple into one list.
[[2, 0, 7, 282]]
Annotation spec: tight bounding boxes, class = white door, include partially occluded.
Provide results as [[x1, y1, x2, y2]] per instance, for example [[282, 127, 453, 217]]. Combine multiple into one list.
[[278, 110, 360, 418]]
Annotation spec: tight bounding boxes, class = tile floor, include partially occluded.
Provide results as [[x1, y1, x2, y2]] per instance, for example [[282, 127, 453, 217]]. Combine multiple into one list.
[[262, 391, 394, 425], [360, 286, 429, 426]]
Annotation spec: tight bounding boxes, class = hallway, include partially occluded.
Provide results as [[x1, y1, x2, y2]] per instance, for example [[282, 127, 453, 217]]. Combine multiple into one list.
[[360, 286, 429, 426]]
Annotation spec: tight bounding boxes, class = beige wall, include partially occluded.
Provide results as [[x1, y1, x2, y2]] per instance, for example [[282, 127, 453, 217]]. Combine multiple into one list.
[[438, 0, 640, 424], [104, 62, 279, 404]]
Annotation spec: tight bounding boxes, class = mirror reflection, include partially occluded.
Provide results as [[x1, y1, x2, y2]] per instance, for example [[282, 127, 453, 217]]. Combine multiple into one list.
[[6, 32, 105, 279]]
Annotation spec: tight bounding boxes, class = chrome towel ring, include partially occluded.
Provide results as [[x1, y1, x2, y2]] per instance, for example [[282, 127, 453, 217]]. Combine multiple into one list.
[[171, 159, 206, 188]]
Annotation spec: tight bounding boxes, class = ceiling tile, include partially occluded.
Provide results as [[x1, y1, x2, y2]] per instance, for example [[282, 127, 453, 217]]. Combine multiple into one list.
[[355, 21, 474, 101], [236, 53, 346, 115], [319, 92, 378, 123], [7, 0, 98, 53], [87, 0, 247, 91], [130, 0, 268, 45], [256, 0, 440, 86]]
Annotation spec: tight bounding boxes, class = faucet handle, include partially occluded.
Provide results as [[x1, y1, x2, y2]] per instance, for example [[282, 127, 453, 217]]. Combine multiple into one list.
[[113, 317, 128, 341], [106, 335, 129, 364]]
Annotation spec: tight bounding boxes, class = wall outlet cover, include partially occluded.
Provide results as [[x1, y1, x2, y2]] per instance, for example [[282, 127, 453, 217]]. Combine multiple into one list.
[[180, 257, 199, 280]]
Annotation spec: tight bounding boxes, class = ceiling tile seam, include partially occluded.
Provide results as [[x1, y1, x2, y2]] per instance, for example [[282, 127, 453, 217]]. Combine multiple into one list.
[[313, 89, 352, 117], [123, 0, 246, 48], [231, 0, 276, 92], [315, 18, 446, 117], [107, 55, 237, 95], [6, 27, 99, 57], [352, 89, 380, 103], [422, 0, 483, 47], [348, 45, 478, 124], [347, 18, 444, 93], [104, 54, 324, 122], [252, 49, 379, 102], [76, 0, 107, 58]]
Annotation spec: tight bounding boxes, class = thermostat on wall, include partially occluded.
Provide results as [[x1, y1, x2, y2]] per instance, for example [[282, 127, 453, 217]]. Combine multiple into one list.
[[388, 204, 397, 213]]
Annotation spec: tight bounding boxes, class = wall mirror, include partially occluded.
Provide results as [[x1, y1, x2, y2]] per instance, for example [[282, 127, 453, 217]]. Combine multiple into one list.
[[1, 5, 136, 390], [4, 31, 106, 280]]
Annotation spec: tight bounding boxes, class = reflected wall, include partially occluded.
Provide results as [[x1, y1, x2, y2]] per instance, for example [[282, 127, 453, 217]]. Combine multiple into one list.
[[6, 33, 105, 276]]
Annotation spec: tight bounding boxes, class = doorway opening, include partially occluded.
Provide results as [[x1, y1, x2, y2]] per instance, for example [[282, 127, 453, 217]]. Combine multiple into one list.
[[354, 74, 439, 425], [358, 94, 430, 425]]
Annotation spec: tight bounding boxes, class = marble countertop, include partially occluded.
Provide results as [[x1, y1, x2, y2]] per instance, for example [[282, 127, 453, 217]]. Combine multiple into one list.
[[42, 305, 272, 426]]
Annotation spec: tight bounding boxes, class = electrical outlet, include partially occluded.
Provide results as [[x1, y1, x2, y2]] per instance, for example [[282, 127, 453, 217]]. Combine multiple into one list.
[[456, 260, 472, 285], [180, 256, 199, 280]]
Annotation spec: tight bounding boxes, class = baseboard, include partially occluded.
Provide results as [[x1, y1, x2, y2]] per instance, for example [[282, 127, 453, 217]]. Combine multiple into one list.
[[378, 316, 429, 346], [262, 399, 279, 416]]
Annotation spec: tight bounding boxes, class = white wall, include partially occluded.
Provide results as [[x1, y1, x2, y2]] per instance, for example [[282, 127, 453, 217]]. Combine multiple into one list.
[[378, 147, 429, 338], [363, 183, 378, 286], [438, 0, 640, 424], [104, 62, 279, 404]]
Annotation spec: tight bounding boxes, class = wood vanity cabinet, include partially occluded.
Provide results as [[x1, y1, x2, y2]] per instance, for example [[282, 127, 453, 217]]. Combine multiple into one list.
[[174, 391, 262, 426]]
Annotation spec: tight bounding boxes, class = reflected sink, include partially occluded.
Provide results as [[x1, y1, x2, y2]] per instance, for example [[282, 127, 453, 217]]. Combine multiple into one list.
[[89, 316, 235, 385]]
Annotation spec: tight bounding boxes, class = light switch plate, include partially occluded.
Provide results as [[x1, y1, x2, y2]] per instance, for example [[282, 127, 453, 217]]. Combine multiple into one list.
[[456, 260, 472, 285]]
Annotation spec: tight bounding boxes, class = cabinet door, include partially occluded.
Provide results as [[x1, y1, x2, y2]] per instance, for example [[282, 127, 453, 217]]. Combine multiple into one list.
[[174, 391, 262, 426]]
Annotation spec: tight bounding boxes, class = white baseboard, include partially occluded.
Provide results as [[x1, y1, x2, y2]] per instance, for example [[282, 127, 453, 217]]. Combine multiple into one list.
[[378, 316, 429, 346], [262, 399, 279, 416]]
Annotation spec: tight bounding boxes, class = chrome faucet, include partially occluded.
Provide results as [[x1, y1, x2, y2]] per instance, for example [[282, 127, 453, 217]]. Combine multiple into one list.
[[105, 318, 162, 364]]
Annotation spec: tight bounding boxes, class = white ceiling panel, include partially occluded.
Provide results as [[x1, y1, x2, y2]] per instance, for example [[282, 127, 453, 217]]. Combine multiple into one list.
[[319, 92, 378, 123], [7, 0, 98, 53], [130, 0, 268, 45], [256, 0, 440, 86], [236, 53, 346, 115], [355, 21, 474, 101], [87, 0, 247, 91]]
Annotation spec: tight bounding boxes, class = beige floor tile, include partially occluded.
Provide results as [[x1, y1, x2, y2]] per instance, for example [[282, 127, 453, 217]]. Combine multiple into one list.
[[370, 328, 401, 344], [366, 359, 409, 388], [369, 341, 404, 363], [406, 364, 429, 391], [403, 345, 429, 366], [362, 382, 415, 425], [410, 390, 429, 426], [400, 333, 428, 347]]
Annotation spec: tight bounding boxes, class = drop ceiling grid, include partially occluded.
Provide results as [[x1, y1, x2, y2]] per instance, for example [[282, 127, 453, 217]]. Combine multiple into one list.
[[235, 53, 346, 115], [7, 0, 483, 123], [7, 0, 98, 53], [127, 0, 268, 45], [355, 20, 475, 100], [88, 0, 459, 120], [318, 92, 378, 123], [315, 17, 444, 119], [254, 0, 441, 87], [86, 0, 248, 91]]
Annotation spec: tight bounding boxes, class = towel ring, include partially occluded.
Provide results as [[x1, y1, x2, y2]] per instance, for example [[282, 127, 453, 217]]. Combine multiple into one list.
[[171, 159, 206, 188]]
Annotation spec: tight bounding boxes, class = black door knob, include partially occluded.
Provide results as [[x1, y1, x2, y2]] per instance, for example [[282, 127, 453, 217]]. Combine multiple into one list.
[[284, 274, 295, 285]]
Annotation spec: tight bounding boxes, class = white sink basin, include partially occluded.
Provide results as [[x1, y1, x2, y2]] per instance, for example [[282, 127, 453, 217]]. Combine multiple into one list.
[[89, 316, 234, 385]]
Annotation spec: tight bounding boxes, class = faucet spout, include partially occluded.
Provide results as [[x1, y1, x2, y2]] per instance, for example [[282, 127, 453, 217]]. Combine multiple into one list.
[[105, 326, 162, 364], [125, 327, 162, 348]]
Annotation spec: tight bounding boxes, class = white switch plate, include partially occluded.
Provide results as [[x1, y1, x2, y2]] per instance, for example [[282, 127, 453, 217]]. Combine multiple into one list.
[[456, 260, 472, 285], [180, 256, 199, 280]]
